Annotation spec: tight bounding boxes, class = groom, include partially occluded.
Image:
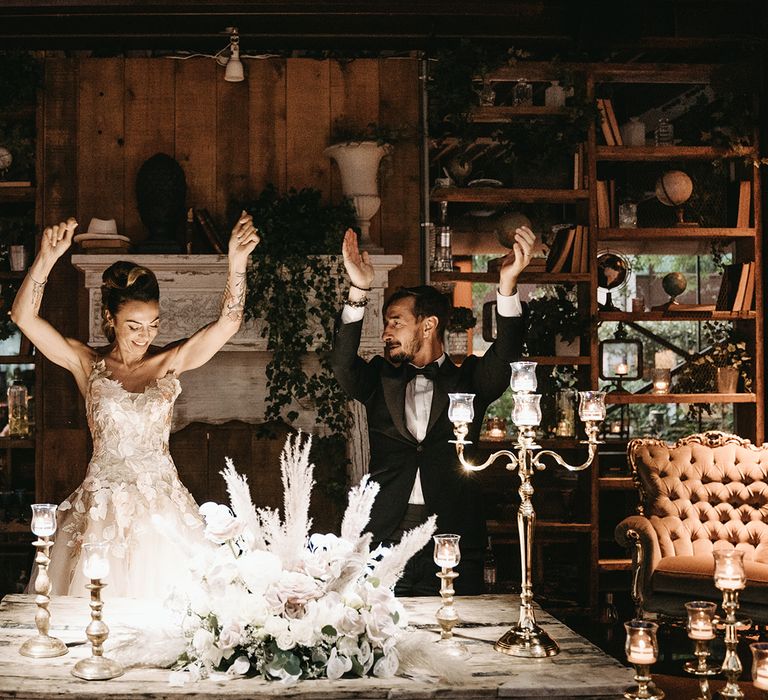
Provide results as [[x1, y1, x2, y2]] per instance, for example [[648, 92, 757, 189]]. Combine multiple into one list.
[[330, 227, 534, 595]]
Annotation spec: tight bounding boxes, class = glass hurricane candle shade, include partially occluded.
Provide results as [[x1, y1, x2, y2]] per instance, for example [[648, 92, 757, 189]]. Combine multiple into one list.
[[578, 391, 606, 422], [510, 361, 537, 392], [433, 534, 461, 568], [751, 643, 768, 691], [82, 542, 110, 580], [511, 393, 542, 427], [30, 504, 58, 537], [686, 601, 717, 640], [625, 619, 659, 665], [714, 549, 746, 591], [651, 368, 671, 394], [447, 393, 475, 424]]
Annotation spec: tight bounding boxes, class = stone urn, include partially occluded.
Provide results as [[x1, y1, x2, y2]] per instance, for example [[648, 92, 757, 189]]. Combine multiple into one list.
[[324, 141, 392, 252]]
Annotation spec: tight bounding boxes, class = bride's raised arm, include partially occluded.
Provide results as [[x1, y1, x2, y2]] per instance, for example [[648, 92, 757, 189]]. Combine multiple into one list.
[[11, 218, 92, 385], [171, 211, 260, 373]]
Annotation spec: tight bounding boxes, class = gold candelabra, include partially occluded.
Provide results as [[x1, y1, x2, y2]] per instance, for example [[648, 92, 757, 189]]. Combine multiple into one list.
[[624, 619, 665, 700], [448, 362, 605, 658], [714, 550, 749, 700], [432, 534, 470, 659], [683, 601, 719, 700], [71, 542, 123, 681], [19, 504, 68, 659]]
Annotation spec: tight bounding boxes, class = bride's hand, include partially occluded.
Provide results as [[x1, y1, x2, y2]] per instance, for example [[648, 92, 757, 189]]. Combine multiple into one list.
[[40, 218, 77, 263], [228, 211, 260, 268]]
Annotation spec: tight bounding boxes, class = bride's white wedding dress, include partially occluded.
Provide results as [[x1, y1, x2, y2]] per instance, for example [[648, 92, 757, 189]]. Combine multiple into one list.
[[45, 360, 208, 598]]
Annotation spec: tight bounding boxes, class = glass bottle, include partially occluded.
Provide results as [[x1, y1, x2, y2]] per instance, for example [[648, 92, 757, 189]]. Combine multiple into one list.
[[483, 536, 497, 592], [544, 80, 566, 108], [654, 115, 674, 146], [432, 201, 453, 273], [600, 592, 620, 642], [7, 378, 29, 437], [513, 79, 533, 106], [621, 116, 646, 146]]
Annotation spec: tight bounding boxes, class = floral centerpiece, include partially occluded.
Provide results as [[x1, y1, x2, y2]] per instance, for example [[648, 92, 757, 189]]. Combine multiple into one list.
[[163, 433, 450, 684]]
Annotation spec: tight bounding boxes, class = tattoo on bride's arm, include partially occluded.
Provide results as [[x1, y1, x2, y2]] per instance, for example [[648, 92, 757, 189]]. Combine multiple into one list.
[[220, 271, 247, 322], [31, 278, 47, 314]]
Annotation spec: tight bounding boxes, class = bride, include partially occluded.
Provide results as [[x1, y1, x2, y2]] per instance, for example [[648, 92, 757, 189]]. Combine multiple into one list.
[[12, 214, 259, 597]]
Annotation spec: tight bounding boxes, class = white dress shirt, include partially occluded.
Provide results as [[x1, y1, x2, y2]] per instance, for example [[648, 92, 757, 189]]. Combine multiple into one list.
[[342, 290, 523, 505]]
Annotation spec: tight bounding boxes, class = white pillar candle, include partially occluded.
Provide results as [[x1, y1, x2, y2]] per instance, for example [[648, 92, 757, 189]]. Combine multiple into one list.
[[627, 641, 656, 665]]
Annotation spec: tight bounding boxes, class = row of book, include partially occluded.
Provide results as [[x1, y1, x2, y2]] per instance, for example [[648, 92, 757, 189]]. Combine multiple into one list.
[[545, 225, 589, 273], [597, 98, 622, 146], [716, 261, 756, 312]]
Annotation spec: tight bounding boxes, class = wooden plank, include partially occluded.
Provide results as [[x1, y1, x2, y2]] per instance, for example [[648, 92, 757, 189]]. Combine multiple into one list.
[[431, 271, 590, 284], [0, 186, 35, 203], [595, 145, 755, 161], [599, 227, 755, 240], [285, 59, 331, 194], [216, 67, 250, 218], [77, 58, 125, 235], [598, 558, 632, 571], [123, 58, 175, 244], [599, 311, 756, 321], [598, 477, 636, 491], [470, 105, 568, 122], [430, 187, 589, 204], [604, 393, 756, 405], [174, 58, 218, 233], [39, 428, 88, 503], [248, 58, 287, 195], [379, 58, 420, 289]]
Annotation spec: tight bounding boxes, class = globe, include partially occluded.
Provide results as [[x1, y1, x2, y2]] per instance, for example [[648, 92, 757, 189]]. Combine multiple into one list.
[[495, 211, 532, 248], [661, 271, 687, 299], [655, 170, 693, 207]]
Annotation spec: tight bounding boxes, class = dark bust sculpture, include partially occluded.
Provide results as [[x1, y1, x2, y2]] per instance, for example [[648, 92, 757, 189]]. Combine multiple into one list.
[[135, 153, 187, 253]]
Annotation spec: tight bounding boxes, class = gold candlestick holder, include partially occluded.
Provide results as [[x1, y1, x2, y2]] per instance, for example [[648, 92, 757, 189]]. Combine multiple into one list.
[[625, 664, 665, 700], [714, 550, 750, 700], [433, 533, 470, 659], [684, 601, 719, 700], [71, 542, 123, 681], [20, 504, 68, 659], [684, 639, 719, 700], [448, 376, 605, 658]]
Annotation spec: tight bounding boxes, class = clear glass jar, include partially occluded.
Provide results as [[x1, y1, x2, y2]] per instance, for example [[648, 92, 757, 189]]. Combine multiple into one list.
[[544, 80, 566, 108], [513, 79, 533, 106], [7, 381, 29, 437], [654, 115, 674, 146]]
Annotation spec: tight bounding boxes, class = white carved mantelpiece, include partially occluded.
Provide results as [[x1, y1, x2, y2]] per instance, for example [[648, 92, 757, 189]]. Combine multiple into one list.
[[71, 255, 401, 463]]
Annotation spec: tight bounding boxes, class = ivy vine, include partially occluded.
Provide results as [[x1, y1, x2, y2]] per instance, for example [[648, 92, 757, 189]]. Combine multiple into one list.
[[233, 186, 358, 504]]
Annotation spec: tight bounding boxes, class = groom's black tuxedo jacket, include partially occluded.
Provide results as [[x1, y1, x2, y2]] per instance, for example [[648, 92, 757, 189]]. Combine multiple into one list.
[[330, 311, 524, 553]]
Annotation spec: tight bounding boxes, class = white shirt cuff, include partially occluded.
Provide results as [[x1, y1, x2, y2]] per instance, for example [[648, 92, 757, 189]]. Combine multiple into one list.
[[341, 304, 366, 324], [496, 289, 523, 317]]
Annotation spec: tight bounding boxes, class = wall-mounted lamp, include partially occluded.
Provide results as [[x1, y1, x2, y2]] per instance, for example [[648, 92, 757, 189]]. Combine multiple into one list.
[[221, 27, 244, 82]]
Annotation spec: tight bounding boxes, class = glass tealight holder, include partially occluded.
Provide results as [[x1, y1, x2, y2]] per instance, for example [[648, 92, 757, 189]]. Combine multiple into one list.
[[686, 601, 716, 640], [448, 393, 475, 424], [433, 534, 461, 569], [578, 391, 606, 422], [625, 619, 659, 665], [484, 416, 507, 441], [512, 393, 542, 428], [82, 542, 110, 581], [651, 368, 671, 395], [751, 642, 768, 691], [30, 503, 57, 537], [714, 549, 746, 591], [510, 361, 537, 393], [432, 534, 469, 659]]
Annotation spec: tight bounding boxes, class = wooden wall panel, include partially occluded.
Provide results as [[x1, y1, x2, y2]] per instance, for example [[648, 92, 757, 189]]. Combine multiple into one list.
[[216, 77, 250, 217], [76, 58, 125, 233], [249, 59, 287, 194], [175, 60, 218, 220], [123, 59, 176, 243], [379, 58, 421, 289], [285, 60, 331, 193]]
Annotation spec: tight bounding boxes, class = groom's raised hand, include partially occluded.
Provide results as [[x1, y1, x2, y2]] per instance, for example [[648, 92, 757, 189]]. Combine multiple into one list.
[[342, 228, 375, 291]]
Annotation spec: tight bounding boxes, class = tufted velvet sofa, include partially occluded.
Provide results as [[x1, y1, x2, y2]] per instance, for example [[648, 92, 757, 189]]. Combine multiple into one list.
[[615, 431, 768, 623]]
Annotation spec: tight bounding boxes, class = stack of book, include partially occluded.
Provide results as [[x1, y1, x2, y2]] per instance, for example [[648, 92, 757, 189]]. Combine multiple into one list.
[[545, 225, 589, 273], [715, 261, 756, 313]]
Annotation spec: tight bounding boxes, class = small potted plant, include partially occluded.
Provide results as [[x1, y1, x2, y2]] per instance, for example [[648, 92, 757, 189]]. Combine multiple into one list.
[[447, 306, 477, 356], [524, 285, 586, 356]]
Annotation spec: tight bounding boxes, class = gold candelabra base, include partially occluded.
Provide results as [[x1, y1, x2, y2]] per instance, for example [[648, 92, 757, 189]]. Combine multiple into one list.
[[494, 623, 559, 658], [19, 537, 68, 659], [683, 639, 718, 700], [435, 568, 470, 660], [717, 589, 750, 700], [71, 580, 123, 681], [624, 664, 665, 700]]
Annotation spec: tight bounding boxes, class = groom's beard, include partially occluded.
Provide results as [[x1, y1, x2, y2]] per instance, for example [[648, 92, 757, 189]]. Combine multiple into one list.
[[384, 331, 422, 365]]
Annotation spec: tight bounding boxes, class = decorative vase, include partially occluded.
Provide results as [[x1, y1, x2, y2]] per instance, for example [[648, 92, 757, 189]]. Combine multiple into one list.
[[324, 141, 393, 252], [716, 366, 739, 394]]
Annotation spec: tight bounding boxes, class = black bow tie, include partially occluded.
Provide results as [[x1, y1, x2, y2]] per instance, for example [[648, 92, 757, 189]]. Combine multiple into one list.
[[406, 361, 440, 382]]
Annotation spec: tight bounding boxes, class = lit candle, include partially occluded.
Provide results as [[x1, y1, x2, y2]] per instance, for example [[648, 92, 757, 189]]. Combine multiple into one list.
[[651, 368, 671, 394], [714, 550, 746, 591], [448, 393, 475, 424], [82, 542, 110, 580], [512, 394, 542, 427], [578, 391, 606, 422], [30, 504, 58, 537], [433, 534, 461, 569], [615, 362, 629, 376], [689, 620, 714, 640], [627, 641, 656, 665], [752, 643, 768, 690], [755, 668, 768, 691], [686, 601, 717, 640], [510, 361, 537, 393]]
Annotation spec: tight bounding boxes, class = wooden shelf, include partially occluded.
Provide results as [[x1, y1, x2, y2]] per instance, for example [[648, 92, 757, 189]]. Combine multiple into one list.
[[430, 186, 588, 204], [604, 393, 756, 405], [598, 558, 632, 572], [595, 145, 754, 161], [599, 311, 756, 322], [469, 105, 569, 122], [0, 356, 34, 364], [0, 437, 35, 449], [598, 227, 755, 241], [488, 520, 592, 534], [488, 62, 731, 84], [0, 185, 35, 203], [523, 355, 591, 366], [599, 476, 636, 491], [431, 271, 590, 284]]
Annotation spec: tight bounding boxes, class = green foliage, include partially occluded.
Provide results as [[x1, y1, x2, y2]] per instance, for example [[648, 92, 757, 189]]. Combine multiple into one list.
[[448, 306, 476, 332], [330, 118, 407, 146], [0, 120, 35, 181], [524, 285, 587, 354], [236, 186, 358, 502], [0, 282, 19, 341]]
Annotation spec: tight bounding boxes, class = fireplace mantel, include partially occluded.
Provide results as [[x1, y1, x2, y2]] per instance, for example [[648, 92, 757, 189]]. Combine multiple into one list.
[[72, 254, 402, 354]]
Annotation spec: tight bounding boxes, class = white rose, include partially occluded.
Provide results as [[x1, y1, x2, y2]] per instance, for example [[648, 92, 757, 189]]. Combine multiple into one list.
[[189, 590, 211, 618], [275, 630, 296, 651], [338, 606, 365, 637], [199, 502, 244, 544], [218, 621, 243, 650], [289, 617, 318, 647], [236, 550, 282, 594], [263, 615, 289, 638], [192, 627, 223, 667]]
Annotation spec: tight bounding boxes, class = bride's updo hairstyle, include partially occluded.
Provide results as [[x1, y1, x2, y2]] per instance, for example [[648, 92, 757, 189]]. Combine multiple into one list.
[[100, 261, 160, 342]]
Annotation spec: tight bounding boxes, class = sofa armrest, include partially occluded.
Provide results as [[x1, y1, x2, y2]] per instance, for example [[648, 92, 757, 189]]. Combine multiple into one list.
[[615, 515, 662, 618]]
